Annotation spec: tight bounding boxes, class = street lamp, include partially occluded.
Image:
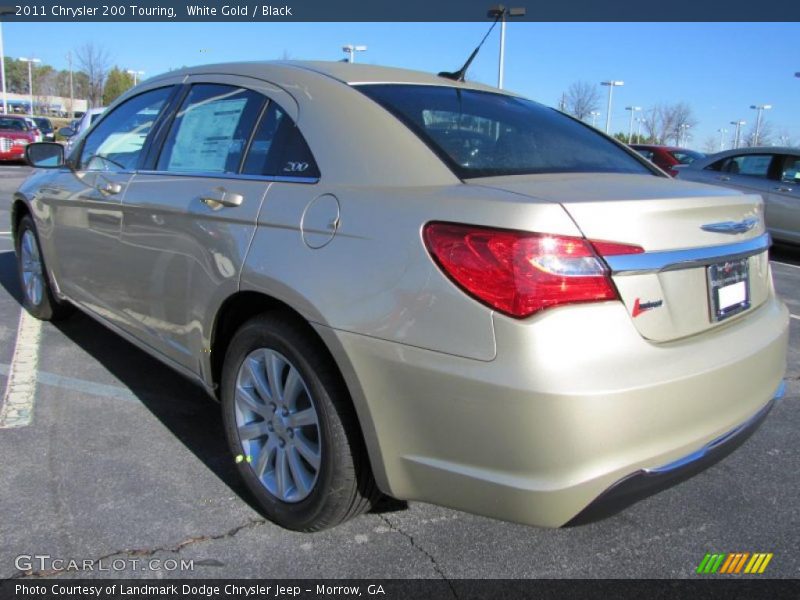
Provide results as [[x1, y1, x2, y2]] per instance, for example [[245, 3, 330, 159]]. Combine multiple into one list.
[[625, 106, 641, 143], [730, 120, 746, 149], [126, 69, 145, 85], [18, 57, 41, 116], [678, 123, 691, 146], [635, 116, 644, 143], [589, 110, 600, 128], [487, 5, 526, 89], [750, 104, 772, 146], [0, 24, 6, 114], [342, 44, 367, 63], [600, 80, 624, 134], [717, 128, 727, 151]]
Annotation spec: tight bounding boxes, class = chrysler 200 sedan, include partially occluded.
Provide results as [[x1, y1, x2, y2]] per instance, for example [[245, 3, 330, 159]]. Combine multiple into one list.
[[15, 62, 788, 531]]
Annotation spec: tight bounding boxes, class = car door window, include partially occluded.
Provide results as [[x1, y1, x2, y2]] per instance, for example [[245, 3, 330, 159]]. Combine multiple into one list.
[[713, 154, 773, 178], [156, 84, 265, 174], [80, 87, 172, 171], [779, 155, 800, 183], [241, 102, 320, 179]]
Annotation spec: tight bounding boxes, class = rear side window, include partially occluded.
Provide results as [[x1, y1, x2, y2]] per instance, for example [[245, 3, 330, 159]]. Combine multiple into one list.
[[357, 84, 652, 179], [709, 154, 773, 178], [157, 84, 265, 174], [242, 103, 320, 179]]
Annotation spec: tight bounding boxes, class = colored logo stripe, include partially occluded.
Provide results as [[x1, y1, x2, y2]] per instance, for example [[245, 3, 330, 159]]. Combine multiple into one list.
[[697, 552, 773, 574]]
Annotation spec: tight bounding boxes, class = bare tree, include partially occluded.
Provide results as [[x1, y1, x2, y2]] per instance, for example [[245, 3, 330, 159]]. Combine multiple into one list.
[[75, 43, 111, 107], [743, 121, 773, 146], [665, 102, 698, 146], [702, 136, 719, 153], [640, 102, 698, 145], [562, 81, 600, 121]]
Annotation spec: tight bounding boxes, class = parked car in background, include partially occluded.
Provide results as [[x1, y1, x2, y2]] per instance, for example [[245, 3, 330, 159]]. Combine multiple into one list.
[[32, 117, 55, 142], [16, 62, 788, 531], [20, 117, 43, 142], [675, 147, 800, 245], [59, 107, 106, 153], [0, 116, 37, 161], [631, 144, 705, 176]]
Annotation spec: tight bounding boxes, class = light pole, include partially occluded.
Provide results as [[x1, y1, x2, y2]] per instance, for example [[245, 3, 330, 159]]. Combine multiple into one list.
[[717, 128, 727, 151], [625, 106, 641, 143], [342, 44, 367, 63], [589, 111, 600, 128], [66, 51, 73, 118], [126, 69, 144, 85], [635, 117, 644, 143], [600, 80, 624, 135], [19, 57, 41, 116], [0, 24, 6, 114], [488, 5, 526, 89], [730, 120, 746, 149], [678, 123, 691, 146], [750, 104, 771, 146]]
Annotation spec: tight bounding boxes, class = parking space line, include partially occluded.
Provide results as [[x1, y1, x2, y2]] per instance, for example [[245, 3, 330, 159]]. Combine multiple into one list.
[[0, 310, 42, 428], [0, 362, 139, 404]]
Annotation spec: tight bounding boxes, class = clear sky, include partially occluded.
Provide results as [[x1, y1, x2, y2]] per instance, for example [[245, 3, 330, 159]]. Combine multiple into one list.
[[4, 21, 799, 150]]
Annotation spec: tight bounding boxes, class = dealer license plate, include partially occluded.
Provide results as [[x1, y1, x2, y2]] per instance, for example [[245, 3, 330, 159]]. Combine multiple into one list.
[[707, 258, 750, 322]]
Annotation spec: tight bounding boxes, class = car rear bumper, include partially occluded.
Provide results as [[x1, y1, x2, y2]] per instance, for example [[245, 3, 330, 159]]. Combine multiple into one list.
[[316, 293, 789, 527], [566, 380, 784, 525]]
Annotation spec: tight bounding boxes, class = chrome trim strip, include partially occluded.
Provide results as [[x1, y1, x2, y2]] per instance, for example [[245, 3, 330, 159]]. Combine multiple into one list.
[[134, 170, 319, 185], [606, 233, 771, 275], [645, 380, 784, 475]]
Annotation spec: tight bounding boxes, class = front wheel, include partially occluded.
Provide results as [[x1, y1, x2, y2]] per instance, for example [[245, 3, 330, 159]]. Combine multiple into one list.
[[15, 214, 72, 321], [221, 313, 377, 531]]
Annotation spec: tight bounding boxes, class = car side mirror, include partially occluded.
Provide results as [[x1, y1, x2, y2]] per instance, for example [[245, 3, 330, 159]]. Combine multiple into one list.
[[58, 127, 76, 138], [25, 142, 65, 168]]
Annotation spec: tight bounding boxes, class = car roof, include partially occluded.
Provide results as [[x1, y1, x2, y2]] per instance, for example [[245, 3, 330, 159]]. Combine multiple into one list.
[[147, 60, 515, 96], [686, 146, 800, 170]]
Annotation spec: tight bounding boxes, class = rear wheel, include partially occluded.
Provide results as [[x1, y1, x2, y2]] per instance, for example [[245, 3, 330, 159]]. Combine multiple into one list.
[[15, 214, 72, 321], [221, 313, 377, 531]]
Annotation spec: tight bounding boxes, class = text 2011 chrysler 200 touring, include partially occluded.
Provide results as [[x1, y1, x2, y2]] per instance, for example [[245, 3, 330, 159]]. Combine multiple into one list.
[[15, 62, 788, 530]]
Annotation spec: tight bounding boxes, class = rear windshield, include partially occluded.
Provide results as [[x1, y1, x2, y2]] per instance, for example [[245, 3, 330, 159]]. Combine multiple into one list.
[[33, 118, 53, 131], [670, 150, 705, 164], [357, 84, 652, 179]]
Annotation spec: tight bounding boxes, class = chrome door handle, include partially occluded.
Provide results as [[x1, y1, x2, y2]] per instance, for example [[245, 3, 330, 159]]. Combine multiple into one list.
[[774, 186, 793, 192], [201, 188, 244, 209], [99, 182, 122, 195], [718, 176, 731, 181]]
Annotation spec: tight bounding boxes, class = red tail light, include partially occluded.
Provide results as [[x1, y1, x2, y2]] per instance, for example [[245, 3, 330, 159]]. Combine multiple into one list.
[[423, 222, 642, 319]]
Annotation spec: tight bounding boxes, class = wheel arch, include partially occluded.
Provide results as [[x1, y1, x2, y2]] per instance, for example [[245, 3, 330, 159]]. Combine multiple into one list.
[[11, 195, 31, 242], [208, 290, 390, 493]]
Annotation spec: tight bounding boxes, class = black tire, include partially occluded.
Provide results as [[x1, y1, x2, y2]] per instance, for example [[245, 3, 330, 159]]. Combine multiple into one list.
[[221, 312, 378, 531], [15, 214, 73, 321]]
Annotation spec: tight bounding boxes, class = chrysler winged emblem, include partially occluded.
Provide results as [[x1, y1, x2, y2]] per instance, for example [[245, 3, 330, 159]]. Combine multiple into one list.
[[701, 217, 759, 234]]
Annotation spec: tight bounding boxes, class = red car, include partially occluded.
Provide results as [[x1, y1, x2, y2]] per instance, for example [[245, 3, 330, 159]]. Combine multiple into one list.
[[0, 116, 37, 162], [630, 144, 705, 177]]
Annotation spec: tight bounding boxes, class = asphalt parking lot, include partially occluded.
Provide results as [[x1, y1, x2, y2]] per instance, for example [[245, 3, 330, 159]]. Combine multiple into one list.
[[0, 164, 798, 581]]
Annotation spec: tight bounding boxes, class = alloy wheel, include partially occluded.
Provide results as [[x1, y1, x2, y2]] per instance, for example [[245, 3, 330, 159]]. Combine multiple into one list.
[[234, 348, 322, 503]]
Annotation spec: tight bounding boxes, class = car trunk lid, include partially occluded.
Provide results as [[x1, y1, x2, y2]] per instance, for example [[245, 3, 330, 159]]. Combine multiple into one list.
[[469, 173, 771, 342]]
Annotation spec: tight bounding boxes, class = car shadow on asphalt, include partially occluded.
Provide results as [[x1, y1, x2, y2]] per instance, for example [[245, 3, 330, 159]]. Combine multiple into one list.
[[0, 249, 406, 519]]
